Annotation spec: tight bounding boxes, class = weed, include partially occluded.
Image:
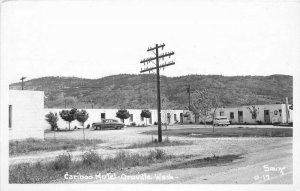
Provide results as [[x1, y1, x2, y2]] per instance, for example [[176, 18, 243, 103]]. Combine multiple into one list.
[[82, 150, 102, 166], [52, 153, 72, 171]]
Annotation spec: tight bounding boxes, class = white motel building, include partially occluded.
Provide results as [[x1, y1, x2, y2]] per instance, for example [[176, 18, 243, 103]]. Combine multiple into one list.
[[9, 90, 293, 140]]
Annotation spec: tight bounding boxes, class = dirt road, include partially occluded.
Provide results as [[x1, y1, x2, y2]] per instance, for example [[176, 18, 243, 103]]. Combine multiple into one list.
[[86, 137, 292, 184]]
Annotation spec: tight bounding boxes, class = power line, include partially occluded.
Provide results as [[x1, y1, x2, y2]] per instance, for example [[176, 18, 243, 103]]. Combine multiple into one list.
[[140, 43, 175, 142]]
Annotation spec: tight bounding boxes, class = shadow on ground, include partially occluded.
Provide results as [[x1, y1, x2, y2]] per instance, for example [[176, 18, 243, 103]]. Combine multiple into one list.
[[145, 154, 243, 173]]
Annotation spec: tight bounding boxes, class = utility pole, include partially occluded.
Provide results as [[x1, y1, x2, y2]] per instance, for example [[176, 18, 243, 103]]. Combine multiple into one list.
[[285, 97, 289, 123], [187, 85, 191, 110], [90, 100, 94, 109], [20, 77, 26, 90], [140, 43, 175, 142]]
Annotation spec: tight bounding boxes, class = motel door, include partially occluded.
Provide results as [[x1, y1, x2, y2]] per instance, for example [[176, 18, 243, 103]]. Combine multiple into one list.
[[238, 111, 243, 123], [180, 113, 183, 123], [101, 113, 106, 120], [264, 110, 270, 123]]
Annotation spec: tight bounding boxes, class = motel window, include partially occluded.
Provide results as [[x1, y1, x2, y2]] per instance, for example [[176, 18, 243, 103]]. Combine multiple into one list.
[[130, 114, 133, 122], [9, 105, 12, 128], [220, 111, 224, 116], [230, 112, 234, 119], [174, 114, 177, 122]]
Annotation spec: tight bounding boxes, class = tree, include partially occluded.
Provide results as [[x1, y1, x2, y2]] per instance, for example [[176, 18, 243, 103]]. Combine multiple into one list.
[[45, 112, 59, 131], [116, 109, 130, 123], [59, 108, 77, 130], [140, 109, 151, 126], [190, 89, 222, 132], [75, 109, 89, 140], [247, 106, 260, 122], [190, 89, 212, 126]]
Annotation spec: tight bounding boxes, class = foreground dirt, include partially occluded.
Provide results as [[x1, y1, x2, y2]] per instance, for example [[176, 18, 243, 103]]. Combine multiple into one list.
[[9, 125, 293, 183]]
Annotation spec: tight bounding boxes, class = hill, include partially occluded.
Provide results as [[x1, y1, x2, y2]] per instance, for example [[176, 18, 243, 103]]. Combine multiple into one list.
[[9, 74, 293, 109]]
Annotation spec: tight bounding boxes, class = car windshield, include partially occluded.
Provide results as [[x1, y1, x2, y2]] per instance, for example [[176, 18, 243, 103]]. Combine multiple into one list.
[[104, 119, 117, 123]]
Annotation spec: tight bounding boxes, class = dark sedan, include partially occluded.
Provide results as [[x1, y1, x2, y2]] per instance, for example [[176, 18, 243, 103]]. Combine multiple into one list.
[[92, 119, 125, 130]]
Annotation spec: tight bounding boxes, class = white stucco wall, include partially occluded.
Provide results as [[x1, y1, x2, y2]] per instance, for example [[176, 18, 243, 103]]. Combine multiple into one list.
[[9, 90, 45, 140], [183, 104, 293, 124], [43, 108, 186, 130]]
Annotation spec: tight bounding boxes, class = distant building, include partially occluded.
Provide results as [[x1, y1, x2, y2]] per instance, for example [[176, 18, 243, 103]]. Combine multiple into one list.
[[183, 104, 293, 124], [9, 90, 292, 138], [43, 103, 293, 130], [9, 90, 45, 140]]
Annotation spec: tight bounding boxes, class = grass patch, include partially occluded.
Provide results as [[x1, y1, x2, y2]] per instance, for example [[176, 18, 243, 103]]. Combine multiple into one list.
[[124, 140, 193, 149], [9, 138, 103, 156], [143, 128, 292, 138], [9, 149, 172, 184]]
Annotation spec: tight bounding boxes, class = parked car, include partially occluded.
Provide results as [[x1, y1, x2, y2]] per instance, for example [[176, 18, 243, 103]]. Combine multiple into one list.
[[92, 119, 125, 130], [213, 116, 230, 126]]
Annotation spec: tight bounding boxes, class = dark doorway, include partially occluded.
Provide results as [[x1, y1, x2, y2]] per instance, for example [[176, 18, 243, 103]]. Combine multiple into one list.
[[238, 111, 243, 123], [167, 113, 171, 124], [180, 113, 183, 123], [101, 113, 106, 119], [264, 110, 270, 123]]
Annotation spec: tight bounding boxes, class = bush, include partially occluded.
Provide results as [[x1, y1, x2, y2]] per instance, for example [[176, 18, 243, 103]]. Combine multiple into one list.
[[130, 122, 136, 126], [51, 153, 72, 171], [82, 150, 102, 166], [9, 163, 32, 183], [256, 120, 262, 124], [45, 112, 59, 131], [154, 122, 158, 125], [148, 149, 167, 160]]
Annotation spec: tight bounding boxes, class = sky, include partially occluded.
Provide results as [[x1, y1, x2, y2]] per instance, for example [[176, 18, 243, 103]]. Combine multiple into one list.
[[1, 0, 300, 84]]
